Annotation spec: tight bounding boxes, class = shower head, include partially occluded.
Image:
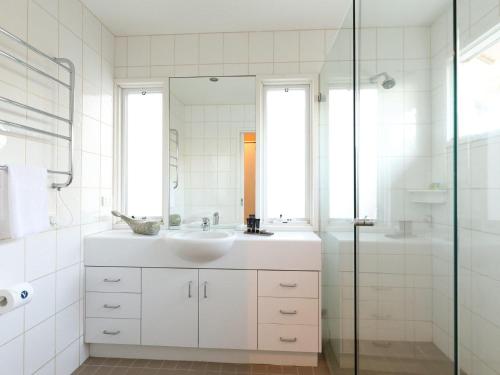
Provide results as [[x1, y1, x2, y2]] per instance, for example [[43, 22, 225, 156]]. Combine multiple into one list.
[[370, 72, 396, 89]]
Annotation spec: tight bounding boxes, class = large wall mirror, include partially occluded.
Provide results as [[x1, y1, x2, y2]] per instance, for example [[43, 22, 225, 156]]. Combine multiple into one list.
[[169, 76, 256, 228]]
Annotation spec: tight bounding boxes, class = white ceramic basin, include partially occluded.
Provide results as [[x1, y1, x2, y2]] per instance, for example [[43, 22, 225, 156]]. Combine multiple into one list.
[[165, 230, 236, 263]]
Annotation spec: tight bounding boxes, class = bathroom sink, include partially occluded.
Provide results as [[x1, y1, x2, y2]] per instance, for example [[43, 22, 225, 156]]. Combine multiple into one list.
[[165, 230, 236, 263]]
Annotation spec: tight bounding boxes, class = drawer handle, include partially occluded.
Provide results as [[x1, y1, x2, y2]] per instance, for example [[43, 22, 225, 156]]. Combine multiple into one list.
[[279, 309, 298, 315], [102, 330, 120, 335], [188, 281, 192, 298], [280, 337, 297, 343], [203, 281, 208, 299], [279, 283, 297, 288], [103, 278, 121, 283], [103, 304, 121, 309]]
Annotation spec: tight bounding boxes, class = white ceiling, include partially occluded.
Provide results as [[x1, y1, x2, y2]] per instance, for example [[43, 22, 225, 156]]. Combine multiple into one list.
[[82, 0, 450, 36], [81, 0, 351, 36], [170, 76, 255, 105]]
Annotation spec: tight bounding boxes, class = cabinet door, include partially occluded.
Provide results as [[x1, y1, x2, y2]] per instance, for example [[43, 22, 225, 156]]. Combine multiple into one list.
[[142, 268, 198, 347], [199, 269, 257, 350]]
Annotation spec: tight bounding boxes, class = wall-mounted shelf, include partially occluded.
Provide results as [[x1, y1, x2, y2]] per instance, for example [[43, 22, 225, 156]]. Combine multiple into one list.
[[408, 189, 447, 204], [0, 25, 75, 190]]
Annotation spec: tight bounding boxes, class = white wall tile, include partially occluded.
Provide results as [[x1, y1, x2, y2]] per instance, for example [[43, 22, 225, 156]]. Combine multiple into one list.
[[377, 28, 404, 59], [55, 264, 79, 312], [60, 25, 83, 75], [223, 33, 249, 63], [0, 336, 23, 375], [82, 7, 101, 53], [55, 303, 79, 353], [56, 226, 81, 270], [59, 0, 82, 38], [0, 307, 24, 346], [25, 273, 56, 330], [174, 34, 199, 65], [24, 316, 55, 374], [249, 32, 274, 63], [25, 231, 56, 281], [127, 36, 150, 67], [83, 45, 101, 87], [114, 37, 127, 67], [199, 33, 223, 64], [151, 35, 175, 66], [299, 30, 325, 61], [274, 31, 299, 62], [55, 338, 79, 374], [404, 27, 430, 59], [101, 27, 114, 65]]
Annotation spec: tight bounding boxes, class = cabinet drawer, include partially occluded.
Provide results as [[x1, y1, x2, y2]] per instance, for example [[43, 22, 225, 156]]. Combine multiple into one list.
[[259, 297, 318, 325], [86, 267, 141, 293], [86, 292, 141, 319], [258, 271, 318, 298], [258, 324, 318, 353], [85, 318, 140, 345]]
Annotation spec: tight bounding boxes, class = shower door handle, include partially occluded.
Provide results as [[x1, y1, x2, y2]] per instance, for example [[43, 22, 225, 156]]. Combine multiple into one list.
[[353, 218, 375, 227]]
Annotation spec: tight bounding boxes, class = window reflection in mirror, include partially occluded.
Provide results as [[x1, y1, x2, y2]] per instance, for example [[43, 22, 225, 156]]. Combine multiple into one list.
[[169, 76, 256, 229]]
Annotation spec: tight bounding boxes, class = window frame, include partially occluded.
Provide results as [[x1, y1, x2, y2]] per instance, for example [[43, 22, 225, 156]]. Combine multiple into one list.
[[256, 75, 319, 231], [114, 80, 168, 225]]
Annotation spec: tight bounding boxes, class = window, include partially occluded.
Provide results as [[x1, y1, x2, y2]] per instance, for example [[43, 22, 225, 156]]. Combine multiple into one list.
[[459, 32, 500, 139], [262, 85, 310, 223], [121, 88, 163, 217]]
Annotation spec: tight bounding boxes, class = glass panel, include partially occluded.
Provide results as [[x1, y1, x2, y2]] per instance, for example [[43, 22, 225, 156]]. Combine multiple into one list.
[[458, 1, 500, 374], [355, 1, 456, 374], [319, 4, 355, 374], [264, 85, 308, 220], [124, 89, 163, 217]]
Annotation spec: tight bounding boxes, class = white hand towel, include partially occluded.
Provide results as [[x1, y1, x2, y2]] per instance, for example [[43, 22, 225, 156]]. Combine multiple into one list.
[[4, 165, 50, 239]]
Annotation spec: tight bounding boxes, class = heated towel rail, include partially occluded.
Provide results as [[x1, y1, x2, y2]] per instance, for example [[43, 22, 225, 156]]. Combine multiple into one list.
[[0, 25, 75, 190], [169, 129, 179, 190]]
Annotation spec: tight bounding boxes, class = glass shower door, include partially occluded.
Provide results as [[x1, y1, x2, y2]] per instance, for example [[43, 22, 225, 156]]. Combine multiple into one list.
[[354, 0, 456, 374]]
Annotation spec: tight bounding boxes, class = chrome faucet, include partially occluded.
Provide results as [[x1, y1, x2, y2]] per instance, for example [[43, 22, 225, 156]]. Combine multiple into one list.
[[201, 217, 210, 231], [213, 212, 219, 226]]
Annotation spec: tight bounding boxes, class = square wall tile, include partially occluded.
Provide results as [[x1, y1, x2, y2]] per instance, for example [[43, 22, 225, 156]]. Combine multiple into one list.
[[249, 32, 274, 63], [56, 226, 81, 270], [56, 339, 79, 374], [404, 27, 430, 59], [223, 33, 249, 63], [300, 30, 325, 61], [56, 264, 80, 312], [127, 36, 150, 67], [274, 31, 299, 62], [59, 0, 82, 38], [101, 27, 114, 64], [377, 28, 403, 59], [83, 7, 101, 53], [56, 303, 79, 353], [25, 273, 56, 330], [114, 37, 127, 67], [175, 34, 199, 65], [25, 231, 56, 281], [0, 307, 24, 346], [0, 336, 23, 375], [24, 316, 55, 374], [151, 35, 175, 66], [200, 33, 223, 64]]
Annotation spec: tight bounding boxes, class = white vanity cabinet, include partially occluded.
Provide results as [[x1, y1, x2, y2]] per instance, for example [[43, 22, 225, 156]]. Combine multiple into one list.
[[142, 268, 198, 347], [84, 230, 322, 365], [199, 269, 257, 350]]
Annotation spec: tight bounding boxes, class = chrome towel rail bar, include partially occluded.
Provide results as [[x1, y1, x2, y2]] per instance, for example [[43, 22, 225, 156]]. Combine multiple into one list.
[[0, 25, 75, 189]]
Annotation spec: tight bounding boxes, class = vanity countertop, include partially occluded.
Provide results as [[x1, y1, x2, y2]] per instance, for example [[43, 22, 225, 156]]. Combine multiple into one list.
[[84, 230, 321, 271]]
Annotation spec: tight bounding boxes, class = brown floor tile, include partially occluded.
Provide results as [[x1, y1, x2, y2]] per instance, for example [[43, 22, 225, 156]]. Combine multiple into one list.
[[109, 368, 131, 375], [161, 361, 179, 369], [117, 359, 137, 367], [205, 362, 223, 372], [131, 359, 152, 368], [74, 366, 100, 375], [266, 365, 282, 374], [297, 367, 314, 375], [176, 361, 192, 370], [147, 361, 165, 369], [85, 358, 109, 366], [105, 359, 124, 366], [95, 367, 117, 375]]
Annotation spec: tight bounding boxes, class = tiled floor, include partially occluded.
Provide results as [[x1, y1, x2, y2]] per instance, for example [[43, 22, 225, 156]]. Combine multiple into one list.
[[73, 357, 330, 375]]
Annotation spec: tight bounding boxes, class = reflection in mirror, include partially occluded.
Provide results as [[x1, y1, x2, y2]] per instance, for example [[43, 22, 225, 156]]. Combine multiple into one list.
[[169, 76, 256, 229]]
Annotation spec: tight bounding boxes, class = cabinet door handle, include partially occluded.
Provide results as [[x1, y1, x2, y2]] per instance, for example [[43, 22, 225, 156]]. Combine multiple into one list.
[[188, 281, 192, 298], [279, 309, 297, 315], [103, 304, 121, 309], [103, 278, 121, 283], [280, 337, 297, 343], [203, 281, 208, 298], [102, 330, 120, 335], [279, 283, 297, 288]]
